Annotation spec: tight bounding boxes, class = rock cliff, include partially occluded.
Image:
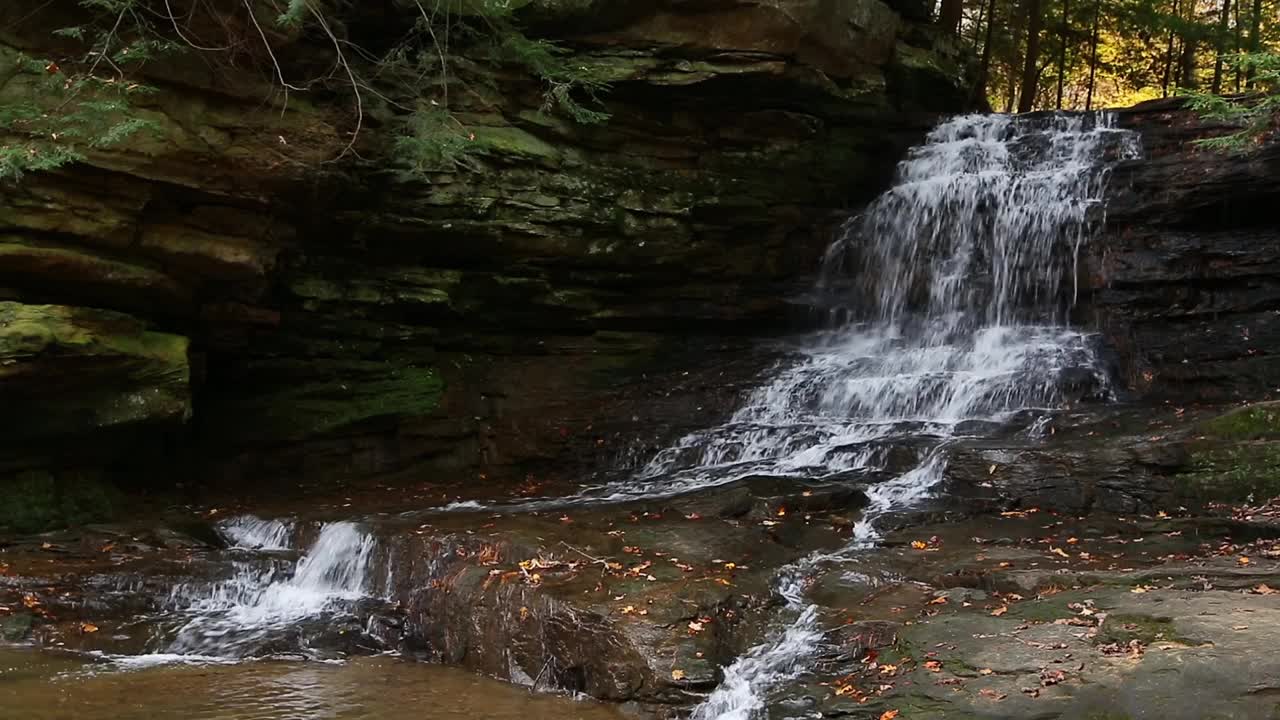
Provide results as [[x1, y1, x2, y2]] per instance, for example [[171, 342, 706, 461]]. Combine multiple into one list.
[[0, 0, 971, 529]]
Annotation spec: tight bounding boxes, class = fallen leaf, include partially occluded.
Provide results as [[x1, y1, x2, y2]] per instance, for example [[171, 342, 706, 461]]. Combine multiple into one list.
[[979, 688, 1007, 700], [979, 668, 994, 676], [879, 664, 899, 675], [80, 622, 98, 633], [688, 621, 705, 633], [1251, 584, 1278, 595], [671, 669, 686, 681], [1238, 556, 1251, 565], [911, 540, 929, 550], [880, 711, 900, 720], [991, 606, 1008, 616], [925, 660, 943, 672], [928, 596, 948, 605]]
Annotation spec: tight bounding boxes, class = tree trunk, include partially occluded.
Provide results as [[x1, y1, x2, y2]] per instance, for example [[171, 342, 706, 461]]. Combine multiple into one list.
[[940, 0, 964, 34], [1212, 0, 1233, 94], [1163, 0, 1180, 97], [1057, 0, 1071, 109], [1181, 38, 1199, 89], [970, 0, 987, 49], [1234, 0, 1244, 91], [1248, 0, 1263, 85], [1018, 0, 1045, 112], [971, 0, 1000, 106], [1085, 0, 1102, 109]]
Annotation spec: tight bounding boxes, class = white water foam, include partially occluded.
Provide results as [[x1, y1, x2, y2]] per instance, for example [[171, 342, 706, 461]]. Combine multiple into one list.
[[164, 521, 377, 658], [217, 515, 293, 551]]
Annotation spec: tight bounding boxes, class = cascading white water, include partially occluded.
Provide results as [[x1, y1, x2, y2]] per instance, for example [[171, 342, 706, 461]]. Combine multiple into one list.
[[684, 113, 1140, 718], [217, 515, 294, 551], [570, 113, 1140, 507], [163, 520, 377, 658]]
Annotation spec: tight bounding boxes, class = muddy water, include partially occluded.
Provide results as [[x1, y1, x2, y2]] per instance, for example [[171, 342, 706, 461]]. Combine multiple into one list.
[[0, 649, 625, 720]]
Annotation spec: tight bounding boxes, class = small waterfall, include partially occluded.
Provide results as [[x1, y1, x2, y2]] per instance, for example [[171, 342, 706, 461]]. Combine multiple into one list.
[[682, 113, 1139, 718], [566, 113, 1140, 506], [217, 515, 293, 551], [164, 520, 377, 658]]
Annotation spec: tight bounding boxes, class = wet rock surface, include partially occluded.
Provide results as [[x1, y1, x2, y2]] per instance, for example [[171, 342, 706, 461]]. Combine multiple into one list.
[[5, 469, 1280, 719], [1090, 99, 1280, 405]]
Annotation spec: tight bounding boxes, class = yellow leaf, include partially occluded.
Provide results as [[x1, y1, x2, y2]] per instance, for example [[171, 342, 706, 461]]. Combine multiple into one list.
[[80, 623, 99, 634], [671, 669, 686, 681], [911, 540, 928, 550], [879, 664, 898, 675], [1238, 556, 1251, 565], [1051, 547, 1070, 558]]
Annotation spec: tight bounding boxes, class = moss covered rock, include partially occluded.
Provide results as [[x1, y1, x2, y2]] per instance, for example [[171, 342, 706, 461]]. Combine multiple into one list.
[[0, 302, 190, 441], [1175, 402, 1280, 504]]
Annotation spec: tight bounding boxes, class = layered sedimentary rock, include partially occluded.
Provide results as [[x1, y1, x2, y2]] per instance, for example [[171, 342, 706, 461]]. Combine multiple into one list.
[[0, 0, 971, 526], [1089, 98, 1280, 404]]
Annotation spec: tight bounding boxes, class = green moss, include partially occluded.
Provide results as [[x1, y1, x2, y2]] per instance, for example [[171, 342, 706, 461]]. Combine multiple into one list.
[[0, 240, 177, 298], [215, 363, 445, 442], [1199, 403, 1280, 440], [0, 470, 117, 533], [1005, 593, 1083, 623], [1095, 613, 1191, 646], [1177, 443, 1280, 503], [470, 125, 563, 165], [0, 302, 190, 438]]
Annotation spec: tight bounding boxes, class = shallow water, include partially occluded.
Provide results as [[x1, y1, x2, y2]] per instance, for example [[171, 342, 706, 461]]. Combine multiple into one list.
[[0, 649, 625, 720]]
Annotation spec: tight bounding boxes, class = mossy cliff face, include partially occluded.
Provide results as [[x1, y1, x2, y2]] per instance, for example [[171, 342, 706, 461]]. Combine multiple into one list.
[[0, 0, 971, 525]]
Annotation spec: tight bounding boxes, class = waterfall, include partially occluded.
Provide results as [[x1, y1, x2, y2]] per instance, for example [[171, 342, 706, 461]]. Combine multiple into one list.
[[162, 520, 378, 658], [683, 112, 1140, 718], [217, 515, 293, 551]]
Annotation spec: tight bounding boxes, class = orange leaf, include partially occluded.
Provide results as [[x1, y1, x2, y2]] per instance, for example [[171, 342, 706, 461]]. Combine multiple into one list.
[[991, 606, 1008, 616], [925, 660, 942, 672], [880, 711, 900, 720], [928, 596, 948, 605], [911, 540, 928, 550]]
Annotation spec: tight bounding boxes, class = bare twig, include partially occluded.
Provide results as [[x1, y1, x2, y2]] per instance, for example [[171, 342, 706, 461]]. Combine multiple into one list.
[[242, 0, 305, 94], [162, 0, 234, 51], [307, 1, 363, 162], [413, 0, 450, 109]]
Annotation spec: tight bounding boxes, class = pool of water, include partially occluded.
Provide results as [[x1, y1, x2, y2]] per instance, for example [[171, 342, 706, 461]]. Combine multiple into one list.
[[0, 648, 626, 720]]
